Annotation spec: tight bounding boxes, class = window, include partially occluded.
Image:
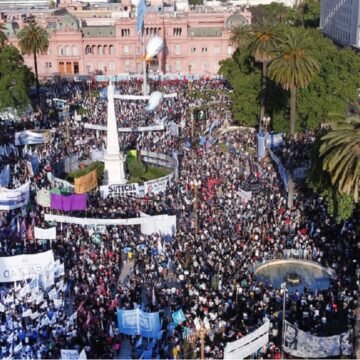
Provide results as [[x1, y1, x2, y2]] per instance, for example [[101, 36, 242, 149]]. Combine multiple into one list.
[[227, 46, 233, 55], [203, 61, 209, 70], [98, 62, 104, 71], [72, 46, 78, 56], [213, 46, 220, 54], [165, 64, 171, 72], [109, 62, 116, 71], [136, 62, 141, 72], [65, 46, 72, 56], [47, 48, 51, 56], [124, 45, 129, 54], [173, 27, 182, 36], [175, 60, 181, 72], [121, 28, 130, 37], [202, 47, 208, 53], [175, 44, 181, 55], [45, 62, 52, 70], [74, 62, 79, 74], [109, 45, 115, 55], [191, 47, 196, 53], [124, 60, 130, 71], [86, 63, 92, 73], [98, 46, 103, 56], [58, 47, 64, 56]]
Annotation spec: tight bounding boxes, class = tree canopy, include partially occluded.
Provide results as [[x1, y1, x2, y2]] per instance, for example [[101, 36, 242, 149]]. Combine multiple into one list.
[[219, 28, 360, 132], [0, 45, 33, 112]]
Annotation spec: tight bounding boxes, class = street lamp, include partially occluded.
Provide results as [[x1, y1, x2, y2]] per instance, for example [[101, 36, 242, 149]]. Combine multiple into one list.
[[281, 282, 288, 359], [189, 317, 210, 360], [190, 179, 201, 237], [262, 116, 271, 133]]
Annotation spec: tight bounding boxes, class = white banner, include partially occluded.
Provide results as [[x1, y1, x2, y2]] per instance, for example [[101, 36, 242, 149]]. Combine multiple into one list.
[[61, 349, 78, 360], [44, 214, 176, 237], [0, 250, 55, 282], [238, 189, 252, 201], [0, 182, 30, 210], [84, 123, 165, 133], [144, 174, 173, 195], [34, 227, 57, 240], [47, 172, 74, 189], [15, 130, 50, 146], [100, 183, 139, 198], [283, 321, 353, 358], [224, 321, 269, 359]]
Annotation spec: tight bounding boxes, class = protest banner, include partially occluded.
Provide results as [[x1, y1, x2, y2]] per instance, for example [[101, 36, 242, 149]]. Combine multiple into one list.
[[117, 308, 161, 338], [44, 213, 177, 237], [144, 174, 173, 195], [74, 170, 98, 194], [36, 188, 51, 208], [84, 123, 165, 133], [283, 321, 353, 358], [34, 227, 57, 240], [224, 320, 270, 359], [0, 182, 30, 210], [15, 130, 50, 146], [61, 349, 78, 360], [172, 309, 186, 325], [51, 193, 87, 211], [47, 173, 74, 190], [238, 189, 252, 201], [0, 250, 55, 282], [100, 183, 139, 198]]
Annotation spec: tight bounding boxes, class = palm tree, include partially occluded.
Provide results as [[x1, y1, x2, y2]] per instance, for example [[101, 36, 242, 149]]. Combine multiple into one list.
[[17, 21, 49, 103], [249, 23, 282, 126], [319, 117, 360, 203], [230, 24, 252, 52], [268, 28, 320, 135], [268, 28, 319, 209], [0, 22, 8, 49]]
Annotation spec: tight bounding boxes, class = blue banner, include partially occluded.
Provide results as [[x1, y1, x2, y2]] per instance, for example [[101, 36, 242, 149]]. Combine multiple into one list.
[[117, 308, 161, 338], [136, 0, 146, 33], [172, 309, 186, 325]]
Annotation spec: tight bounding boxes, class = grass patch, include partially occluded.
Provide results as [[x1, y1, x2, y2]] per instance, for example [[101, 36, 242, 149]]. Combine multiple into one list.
[[128, 166, 170, 184], [66, 161, 104, 183]]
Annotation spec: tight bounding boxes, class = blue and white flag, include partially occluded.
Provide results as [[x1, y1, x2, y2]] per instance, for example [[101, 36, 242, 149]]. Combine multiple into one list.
[[256, 132, 267, 160], [172, 309, 186, 325], [136, 0, 146, 34]]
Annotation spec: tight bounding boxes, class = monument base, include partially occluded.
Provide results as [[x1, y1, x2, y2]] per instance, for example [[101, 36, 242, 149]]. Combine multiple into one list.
[[103, 153, 127, 185]]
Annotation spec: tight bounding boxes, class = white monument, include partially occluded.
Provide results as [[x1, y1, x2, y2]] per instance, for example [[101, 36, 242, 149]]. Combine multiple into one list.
[[103, 82, 127, 185]]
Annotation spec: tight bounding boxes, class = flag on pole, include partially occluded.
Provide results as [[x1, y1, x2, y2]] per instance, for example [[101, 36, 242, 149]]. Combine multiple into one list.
[[136, 0, 146, 33]]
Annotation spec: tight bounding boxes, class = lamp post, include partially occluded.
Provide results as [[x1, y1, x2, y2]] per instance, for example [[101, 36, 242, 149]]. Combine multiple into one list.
[[262, 116, 271, 133], [190, 179, 201, 237], [191, 317, 210, 360], [281, 282, 288, 359]]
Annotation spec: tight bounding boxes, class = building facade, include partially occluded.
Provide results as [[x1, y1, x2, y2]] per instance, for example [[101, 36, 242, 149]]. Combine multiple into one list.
[[320, 0, 360, 49], [4, 7, 251, 78]]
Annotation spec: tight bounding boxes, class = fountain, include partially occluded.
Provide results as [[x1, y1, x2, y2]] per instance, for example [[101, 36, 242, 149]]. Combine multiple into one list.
[[255, 259, 333, 293]]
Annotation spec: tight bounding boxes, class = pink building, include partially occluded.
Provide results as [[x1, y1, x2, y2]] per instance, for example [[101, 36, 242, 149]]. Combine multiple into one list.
[[4, 6, 251, 78]]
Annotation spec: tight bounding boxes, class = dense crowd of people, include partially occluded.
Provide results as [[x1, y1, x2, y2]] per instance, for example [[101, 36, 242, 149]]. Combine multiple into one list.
[[0, 78, 358, 359]]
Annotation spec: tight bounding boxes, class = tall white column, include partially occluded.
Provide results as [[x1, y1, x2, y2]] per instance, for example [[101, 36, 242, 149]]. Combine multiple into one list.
[[103, 82, 127, 185]]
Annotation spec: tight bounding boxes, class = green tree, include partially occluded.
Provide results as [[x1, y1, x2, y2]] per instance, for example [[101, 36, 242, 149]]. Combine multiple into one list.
[[17, 21, 49, 103], [0, 45, 33, 112], [249, 23, 281, 125], [230, 24, 252, 51], [307, 139, 355, 221], [319, 117, 360, 202], [268, 28, 320, 135], [0, 22, 8, 49]]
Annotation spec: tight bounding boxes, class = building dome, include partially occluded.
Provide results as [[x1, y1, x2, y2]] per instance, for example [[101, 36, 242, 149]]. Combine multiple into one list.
[[225, 12, 248, 30], [56, 13, 80, 31]]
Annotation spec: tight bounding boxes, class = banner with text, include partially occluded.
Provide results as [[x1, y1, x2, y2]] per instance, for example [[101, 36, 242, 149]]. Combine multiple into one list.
[[144, 174, 173, 195], [283, 321, 353, 358], [0, 182, 30, 210], [100, 183, 139, 198], [224, 321, 270, 360], [0, 250, 55, 282], [117, 308, 161, 338]]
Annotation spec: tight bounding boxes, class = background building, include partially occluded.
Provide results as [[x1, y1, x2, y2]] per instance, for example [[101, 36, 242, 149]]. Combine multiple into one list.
[[320, 0, 360, 49], [4, 7, 251, 78]]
